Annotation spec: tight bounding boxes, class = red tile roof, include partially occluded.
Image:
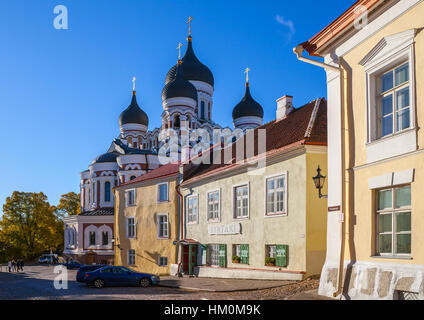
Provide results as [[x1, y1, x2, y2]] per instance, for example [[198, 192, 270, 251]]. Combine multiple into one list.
[[182, 98, 327, 185], [118, 163, 180, 187]]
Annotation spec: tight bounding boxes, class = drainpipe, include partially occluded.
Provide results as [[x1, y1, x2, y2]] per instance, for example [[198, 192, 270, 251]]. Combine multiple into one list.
[[293, 45, 340, 72], [175, 175, 184, 276], [293, 45, 345, 298]]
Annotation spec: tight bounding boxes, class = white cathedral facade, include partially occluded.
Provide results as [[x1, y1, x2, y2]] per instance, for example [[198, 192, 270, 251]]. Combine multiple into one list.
[[63, 31, 265, 264]]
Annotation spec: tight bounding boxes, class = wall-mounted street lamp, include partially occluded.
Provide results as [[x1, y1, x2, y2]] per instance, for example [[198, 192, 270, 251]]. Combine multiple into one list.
[[111, 238, 122, 251], [313, 166, 328, 199]]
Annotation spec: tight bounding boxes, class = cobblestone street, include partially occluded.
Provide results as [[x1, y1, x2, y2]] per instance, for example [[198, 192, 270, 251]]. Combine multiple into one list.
[[0, 266, 330, 300]]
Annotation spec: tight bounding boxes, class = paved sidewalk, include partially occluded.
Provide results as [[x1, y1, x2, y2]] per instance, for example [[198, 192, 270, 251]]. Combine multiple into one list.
[[285, 289, 335, 300], [159, 276, 295, 292]]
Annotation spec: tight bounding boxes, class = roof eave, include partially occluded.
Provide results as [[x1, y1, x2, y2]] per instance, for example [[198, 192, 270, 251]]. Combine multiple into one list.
[[302, 0, 383, 56]]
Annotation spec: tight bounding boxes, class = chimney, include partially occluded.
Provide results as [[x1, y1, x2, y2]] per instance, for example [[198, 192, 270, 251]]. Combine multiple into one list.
[[276, 95, 294, 120]]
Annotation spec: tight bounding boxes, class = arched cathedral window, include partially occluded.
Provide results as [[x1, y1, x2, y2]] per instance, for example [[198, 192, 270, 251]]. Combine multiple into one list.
[[104, 181, 111, 202], [174, 115, 181, 129], [200, 101, 205, 120]]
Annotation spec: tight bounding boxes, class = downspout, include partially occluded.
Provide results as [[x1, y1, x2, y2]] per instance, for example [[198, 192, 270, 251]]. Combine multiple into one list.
[[293, 45, 346, 298], [175, 173, 184, 276]]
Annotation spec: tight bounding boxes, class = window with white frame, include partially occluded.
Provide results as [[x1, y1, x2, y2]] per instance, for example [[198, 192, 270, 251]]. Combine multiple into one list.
[[157, 183, 168, 202], [234, 184, 249, 219], [207, 244, 220, 266], [126, 189, 136, 207], [376, 185, 411, 257], [128, 249, 135, 265], [378, 62, 411, 138], [207, 190, 220, 221], [157, 214, 169, 239], [89, 231, 96, 246], [266, 174, 287, 216], [158, 257, 168, 266], [126, 217, 136, 238], [266, 245, 277, 258], [187, 196, 198, 224]]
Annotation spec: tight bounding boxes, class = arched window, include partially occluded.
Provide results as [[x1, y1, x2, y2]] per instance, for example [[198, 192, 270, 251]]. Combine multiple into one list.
[[174, 115, 181, 129], [89, 231, 96, 246], [200, 101, 205, 120], [104, 181, 111, 202], [102, 231, 109, 246]]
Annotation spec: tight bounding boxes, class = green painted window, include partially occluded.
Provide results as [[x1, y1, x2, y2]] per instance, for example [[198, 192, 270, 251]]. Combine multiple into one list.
[[240, 244, 249, 265], [276, 245, 288, 267], [218, 244, 227, 268]]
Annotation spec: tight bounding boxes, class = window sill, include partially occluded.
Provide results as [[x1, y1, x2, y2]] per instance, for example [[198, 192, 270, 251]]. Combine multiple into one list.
[[370, 255, 412, 260], [232, 217, 250, 222], [264, 213, 288, 218], [207, 220, 221, 224], [367, 127, 415, 146]]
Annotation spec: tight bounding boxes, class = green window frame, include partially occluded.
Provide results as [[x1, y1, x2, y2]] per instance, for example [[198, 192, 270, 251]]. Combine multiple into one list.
[[218, 244, 227, 268], [240, 244, 249, 265], [275, 245, 288, 267]]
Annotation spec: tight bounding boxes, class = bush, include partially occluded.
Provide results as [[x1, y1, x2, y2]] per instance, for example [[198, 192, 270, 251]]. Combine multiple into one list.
[[265, 257, 276, 265], [232, 256, 241, 262]]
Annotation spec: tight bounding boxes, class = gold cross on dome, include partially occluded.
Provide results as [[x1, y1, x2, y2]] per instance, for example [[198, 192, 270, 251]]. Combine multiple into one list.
[[132, 76, 136, 91], [244, 67, 251, 83], [177, 42, 183, 59], [187, 16, 193, 36]]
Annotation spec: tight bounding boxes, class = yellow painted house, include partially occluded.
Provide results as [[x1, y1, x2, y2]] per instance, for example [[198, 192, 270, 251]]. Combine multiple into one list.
[[297, 0, 424, 299], [114, 163, 180, 276], [178, 97, 328, 280]]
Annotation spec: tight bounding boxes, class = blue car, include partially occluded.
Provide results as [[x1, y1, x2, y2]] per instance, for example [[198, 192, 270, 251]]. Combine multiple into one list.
[[62, 261, 81, 270], [76, 265, 107, 282], [84, 266, 160, 288]]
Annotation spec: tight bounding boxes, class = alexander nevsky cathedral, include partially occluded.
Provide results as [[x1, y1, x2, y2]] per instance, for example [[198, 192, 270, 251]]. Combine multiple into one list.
[[63, 20, 265, 264]]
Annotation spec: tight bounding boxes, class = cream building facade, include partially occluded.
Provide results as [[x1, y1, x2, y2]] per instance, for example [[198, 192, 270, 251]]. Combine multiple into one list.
[[297, 0, 424, 300], [179, 98, 328, 280]]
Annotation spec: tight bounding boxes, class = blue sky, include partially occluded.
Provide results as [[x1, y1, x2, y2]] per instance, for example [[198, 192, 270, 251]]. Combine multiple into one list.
[[0, 0, 355, 212]]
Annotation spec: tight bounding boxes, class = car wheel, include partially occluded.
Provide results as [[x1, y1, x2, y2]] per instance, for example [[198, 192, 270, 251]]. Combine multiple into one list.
[[94, 279, 105, 288], [140, 278, 152, 288]]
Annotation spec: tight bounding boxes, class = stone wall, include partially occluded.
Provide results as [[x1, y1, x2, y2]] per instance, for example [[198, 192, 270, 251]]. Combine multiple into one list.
[[319, 260, 424, 300]]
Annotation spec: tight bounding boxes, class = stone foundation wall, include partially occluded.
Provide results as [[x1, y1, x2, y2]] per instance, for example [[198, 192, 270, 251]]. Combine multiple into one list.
[[194, 266, 304, 281], [62, 253, 114, 265], [319, 260, 424, 300]]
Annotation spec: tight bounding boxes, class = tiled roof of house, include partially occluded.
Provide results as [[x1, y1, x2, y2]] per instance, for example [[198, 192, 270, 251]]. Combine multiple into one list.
[[118, 163, 180, 188], [182, 98, 327, 185], [79, 208, 114, 216]]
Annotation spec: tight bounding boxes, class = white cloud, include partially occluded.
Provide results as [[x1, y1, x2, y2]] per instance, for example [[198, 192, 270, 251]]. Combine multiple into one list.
[[275, 15, 295, 40]]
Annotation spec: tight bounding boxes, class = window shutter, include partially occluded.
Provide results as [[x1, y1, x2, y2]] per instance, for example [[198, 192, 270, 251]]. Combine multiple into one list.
[[201, 245, 207, 265], [241, 245, 249, 264], [276, 245, 288, 267], [134, 218, 137, 238], [219, 244, 227, 268]]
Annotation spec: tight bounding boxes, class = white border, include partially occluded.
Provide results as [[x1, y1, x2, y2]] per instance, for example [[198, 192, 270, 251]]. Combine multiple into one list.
[[232, 182, 250, 221], [263, 172, 289, 218]]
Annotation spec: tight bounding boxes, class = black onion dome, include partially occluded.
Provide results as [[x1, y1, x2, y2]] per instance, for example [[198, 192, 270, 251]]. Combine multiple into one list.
[[232, 84, 264, 120], [162, 62, 198, 102], [91, 152, 119, 164], [165, 37, 214, 87], [119, 93, 149, 127]]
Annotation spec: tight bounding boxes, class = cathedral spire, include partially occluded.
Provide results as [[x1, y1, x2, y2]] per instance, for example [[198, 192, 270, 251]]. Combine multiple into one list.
[[244, 67, 251, 87], [132, 76, 136, 95], [187, 16, 193, 38]]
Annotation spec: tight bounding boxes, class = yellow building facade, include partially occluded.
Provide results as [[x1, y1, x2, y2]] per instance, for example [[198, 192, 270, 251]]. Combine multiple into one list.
[[114, 164, 180, 276], [298, 0, 424, 299]]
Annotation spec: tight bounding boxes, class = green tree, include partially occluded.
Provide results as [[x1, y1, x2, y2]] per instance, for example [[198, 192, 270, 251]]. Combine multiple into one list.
[[0, 192, 64, 261], [57, 192, 80, 217]]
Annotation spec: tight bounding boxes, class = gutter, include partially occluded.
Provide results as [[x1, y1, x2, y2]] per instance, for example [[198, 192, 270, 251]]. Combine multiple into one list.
[[293, 45, 340, 72], [175, 173, 184, 276], [293, 45, 345, 299]]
